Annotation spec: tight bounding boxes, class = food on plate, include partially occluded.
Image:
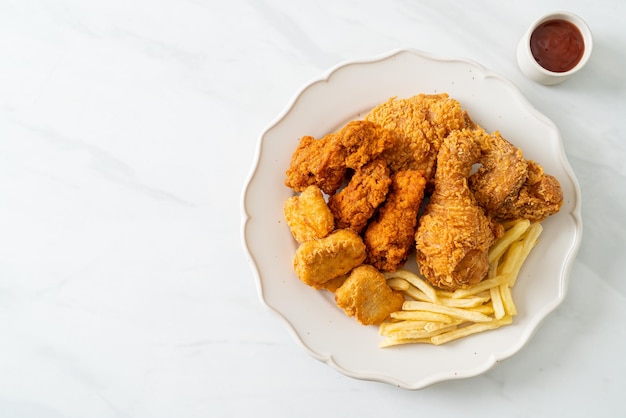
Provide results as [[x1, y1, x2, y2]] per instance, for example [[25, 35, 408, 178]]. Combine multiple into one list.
[[415, 129, 504, 291], [365, 93, 468, 178], [328, 158, 391, 233], [284, 185, 335, 243], [364, 170, 427, 272], [284, 120, 395, 195], [380, 219, 542, 347], [335, 265, 405, 325], [293, 228, 366, 289], [284, 134, 347, 195], [469, 130, 528, 213], [333, 120, 395, 170], [489, 160, 563, 222], [283, 93, 563, 343]]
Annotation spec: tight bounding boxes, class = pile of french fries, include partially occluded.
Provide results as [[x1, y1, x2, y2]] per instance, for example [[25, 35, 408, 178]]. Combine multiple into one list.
[[380, 219, 542, 347]]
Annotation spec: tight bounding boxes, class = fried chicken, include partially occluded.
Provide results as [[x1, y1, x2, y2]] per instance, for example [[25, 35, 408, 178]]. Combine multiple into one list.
[[284, 134, 347, 195], [293, 229, 366, 289], [469, 130, 528, 213], [284, 120, 395, 195], [284, 185, 335, 243], [335, 120, 395, 169], [365, 93, 468, 179], [490, 160, 563, 222], [334, 264, 405, 325], [364, 170, 427, 272], [415, 129, 504, 291], [328, 158, 391, 233]]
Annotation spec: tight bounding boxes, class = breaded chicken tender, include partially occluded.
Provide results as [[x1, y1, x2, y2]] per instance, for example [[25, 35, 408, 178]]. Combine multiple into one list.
[[365, 93, 468, 178], [328, 158, 391, 233], [334, 265, 405, 325], [284, 185, 334, 243], [293, 229, 366, 289], [364, 170, 427, 272]]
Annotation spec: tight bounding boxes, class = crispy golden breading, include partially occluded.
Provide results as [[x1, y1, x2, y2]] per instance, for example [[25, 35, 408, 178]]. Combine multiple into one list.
[[415, 130, 504, 291], [491, 160, 563, 222], [364, 170, 427, 272], [285, 134, 347, 195], [284, 185, 335, 243], [469, 130, 529, 213], [284, 120, 395, 195], [328, 158, 391, 233], [293, 229, 366, 289], [334, 120, 395, 169], [365, 93, 468, 178], [334, 265, 405, 325]]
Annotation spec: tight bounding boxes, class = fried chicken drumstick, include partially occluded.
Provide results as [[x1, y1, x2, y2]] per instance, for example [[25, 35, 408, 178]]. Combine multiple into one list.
[[415, 129, 504, 291]]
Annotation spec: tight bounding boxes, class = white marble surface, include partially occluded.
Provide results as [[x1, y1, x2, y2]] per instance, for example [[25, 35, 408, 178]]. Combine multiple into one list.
[[1, 0, 624, 416]]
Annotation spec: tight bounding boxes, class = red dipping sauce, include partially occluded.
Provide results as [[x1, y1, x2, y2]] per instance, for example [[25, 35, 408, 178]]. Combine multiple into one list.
[[530, 19, 585, 72]]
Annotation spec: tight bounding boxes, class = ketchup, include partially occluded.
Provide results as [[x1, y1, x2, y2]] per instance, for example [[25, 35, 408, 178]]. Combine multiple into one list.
[[530, 19, 585, 72]]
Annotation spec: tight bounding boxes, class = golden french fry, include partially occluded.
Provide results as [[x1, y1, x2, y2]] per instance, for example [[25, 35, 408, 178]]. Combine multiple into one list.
[[424, 320, 463, 333], [499, 223, 542, 286], [490, 286, 506, 319], [430, 316, 513, 345], [438, 295, 491, 308], [385, 270, 439, 302], [385, 323, 460, 340], [499, 283, 517, 316], [402, 301, 493, 323], [489, 219, 531, 264], [380, 320, 429, 335], [379, 337, 432, 348], [386, 277, 410, 291], [389, 310, 453, 323], [468, 304, 495, 315], [451, 274, 510, 299], [402, 285, 431, 302]]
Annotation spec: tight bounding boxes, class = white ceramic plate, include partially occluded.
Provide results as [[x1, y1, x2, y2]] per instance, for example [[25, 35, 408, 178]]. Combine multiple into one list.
[[241, 49, 582, 389]]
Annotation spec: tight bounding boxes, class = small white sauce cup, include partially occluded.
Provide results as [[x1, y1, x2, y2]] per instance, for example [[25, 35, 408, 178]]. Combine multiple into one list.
[[517, 11, 593, 85]]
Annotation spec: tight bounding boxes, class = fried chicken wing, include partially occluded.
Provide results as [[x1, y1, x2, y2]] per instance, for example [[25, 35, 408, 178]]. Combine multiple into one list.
[[284, 185, 335, 243], [334, 265, 405, 325], [415, 129, 504, 291], [469, 130, 528, 213], [364, 170, 427, 272], [328, 158, 391, 233], [293, 229, 366, 289], [365, 93, 468, 178], [491, 160, 563, 222], [335, 120, 395, 169], [284, 120, 395, 195], [285, 134, 347, 195]]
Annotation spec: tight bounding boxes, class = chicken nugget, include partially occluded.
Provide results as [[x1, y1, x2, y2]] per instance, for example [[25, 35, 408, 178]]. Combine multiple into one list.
[[293, 229, 366, 289], [364, 170, 427, 272], [328, 158, 391, 233], [334, 265, 405, 325], [284, 185, 334, 243]]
